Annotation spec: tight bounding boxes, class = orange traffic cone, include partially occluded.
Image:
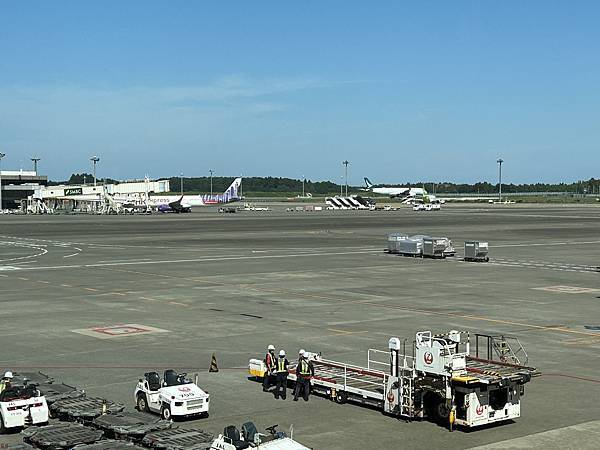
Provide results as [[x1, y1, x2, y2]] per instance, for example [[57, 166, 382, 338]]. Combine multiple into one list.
[[209, 352, 219, 372]]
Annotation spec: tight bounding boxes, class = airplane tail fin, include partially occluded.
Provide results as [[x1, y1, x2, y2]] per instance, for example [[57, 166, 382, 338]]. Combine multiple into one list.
[[224, 177, 242, 201], [364, 177, 374, 188]]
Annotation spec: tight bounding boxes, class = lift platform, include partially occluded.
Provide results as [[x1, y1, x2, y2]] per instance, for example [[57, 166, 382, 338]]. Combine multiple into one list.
[[142, 428, 215, 449], [50, 397, 125, 423], [24, 422, 103, 448], [93, 410, 172, 441]]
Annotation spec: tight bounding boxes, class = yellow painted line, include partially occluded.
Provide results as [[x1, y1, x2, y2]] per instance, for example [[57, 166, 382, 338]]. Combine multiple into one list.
[[100, 265, 599, 340], [561, 336, 600, 346], [243, 285, 600, 339], [328, 328, 369, 336]]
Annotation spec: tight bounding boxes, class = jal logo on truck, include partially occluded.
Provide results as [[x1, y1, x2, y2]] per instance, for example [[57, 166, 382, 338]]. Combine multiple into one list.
[[423, 352, 434, 365], [476, 405, 484, 415], [178, 386, 191, 392]]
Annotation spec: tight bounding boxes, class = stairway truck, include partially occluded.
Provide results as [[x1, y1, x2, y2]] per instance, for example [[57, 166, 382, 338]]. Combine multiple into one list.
[[249, 330, 539, 430]]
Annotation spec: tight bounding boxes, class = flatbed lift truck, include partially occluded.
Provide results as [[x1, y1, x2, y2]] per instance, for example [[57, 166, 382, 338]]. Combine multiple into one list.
[[249, 330, 540, 430]]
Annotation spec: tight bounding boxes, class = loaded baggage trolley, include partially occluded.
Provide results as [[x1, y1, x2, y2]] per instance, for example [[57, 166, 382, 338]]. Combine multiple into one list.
[[385, 233, 408, 253], [249, 330, 540, 430], [464, 241, 489, 262]]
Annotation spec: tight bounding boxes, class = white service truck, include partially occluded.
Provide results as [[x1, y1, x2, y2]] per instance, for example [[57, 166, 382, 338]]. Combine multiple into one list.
[[210, 422, 311, 450], [134, 369, 209, 420], [0, 384, 48, 432], [249, 330, 540, 430]]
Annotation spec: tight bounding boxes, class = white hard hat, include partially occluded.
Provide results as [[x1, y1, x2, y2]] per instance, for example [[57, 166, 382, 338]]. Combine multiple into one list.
[[279, 350, 286, 357], [267, 344, 275, 351], [4, 371, 13, 379], [299, 349, 305, 356]]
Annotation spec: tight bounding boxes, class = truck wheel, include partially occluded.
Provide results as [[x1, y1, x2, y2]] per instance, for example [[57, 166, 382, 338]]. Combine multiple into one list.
[[0, 415, 5, 434], [137, 393, 149, 412], [435, 401, 450, 423], [161, 405, 172, 420], [335, 391, 348, 404]]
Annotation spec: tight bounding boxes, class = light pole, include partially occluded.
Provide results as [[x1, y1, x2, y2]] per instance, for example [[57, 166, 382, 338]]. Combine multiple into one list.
[[31, 157, 41, 175], [90, 156, 100, 187], [342, 160, 349, 197], [340, 176, 343, 196], [209, 170, 214, 196], [497, 158, 504, 202], [302, 175, 305, 197], [0, 152, 5, 210], [180, 172, 184, 196]]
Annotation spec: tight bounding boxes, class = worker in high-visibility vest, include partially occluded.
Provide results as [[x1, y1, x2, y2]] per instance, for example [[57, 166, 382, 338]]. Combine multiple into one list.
[[274, 349, 290, 400], [0, 371, 13, 394], [293, 349, 314, 402], [263, 345, 276, 392]]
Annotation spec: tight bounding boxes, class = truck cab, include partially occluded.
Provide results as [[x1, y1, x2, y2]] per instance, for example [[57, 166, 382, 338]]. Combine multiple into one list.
[[134, 370, 209, 420]]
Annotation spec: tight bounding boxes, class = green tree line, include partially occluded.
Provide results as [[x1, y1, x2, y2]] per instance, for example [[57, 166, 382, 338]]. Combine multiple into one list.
[[51, 174, 600, 195]]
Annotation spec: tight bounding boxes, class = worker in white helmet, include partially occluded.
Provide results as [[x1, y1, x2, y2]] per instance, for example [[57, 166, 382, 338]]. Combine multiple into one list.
[[274, 349, 290, 400], [263, 345, 277, 392], [0, 371, 13, 394], [294, 349, 314, 401]]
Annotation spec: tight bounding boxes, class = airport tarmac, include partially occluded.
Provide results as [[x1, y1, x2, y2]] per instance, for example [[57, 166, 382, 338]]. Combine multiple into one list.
[[1, 203, 599, 449]]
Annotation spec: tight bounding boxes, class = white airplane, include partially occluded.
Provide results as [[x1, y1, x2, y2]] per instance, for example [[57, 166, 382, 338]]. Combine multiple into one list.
[[148, 177, 242, 212], [363, 178, 428, 203]]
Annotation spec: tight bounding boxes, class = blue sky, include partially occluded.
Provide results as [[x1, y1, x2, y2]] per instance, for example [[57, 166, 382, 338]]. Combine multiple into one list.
[[1, 1, 599, 184]]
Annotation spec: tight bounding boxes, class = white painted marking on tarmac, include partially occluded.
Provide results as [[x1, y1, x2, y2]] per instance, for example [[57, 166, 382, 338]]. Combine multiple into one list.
[[63, 253, 80, 258], [466, 419, 600, 450], [495, 239, 600, 248], [11, 249, 380, 272]]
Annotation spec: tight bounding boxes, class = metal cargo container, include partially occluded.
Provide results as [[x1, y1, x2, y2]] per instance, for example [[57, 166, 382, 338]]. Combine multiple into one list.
[[399, 238, 423, 256], [423, 237, 448, 258], [464, 240, 489, 262], [386, 233, 408, 253]]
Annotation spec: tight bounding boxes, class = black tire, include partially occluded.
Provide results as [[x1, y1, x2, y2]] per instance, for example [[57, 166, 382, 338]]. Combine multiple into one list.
[[160, 405, 172, 420], [137, 393, 149, 412], [0, 414, 5, 434], [335, 391, 348, 404], [435, 401, 450, 424]]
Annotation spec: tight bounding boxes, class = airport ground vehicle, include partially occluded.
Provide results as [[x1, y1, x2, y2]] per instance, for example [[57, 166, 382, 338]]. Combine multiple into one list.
[[210, 422, 310, 450], [134, 370, 209, 420], [249, 330, 539, 430], [0, 384, 48, 432]]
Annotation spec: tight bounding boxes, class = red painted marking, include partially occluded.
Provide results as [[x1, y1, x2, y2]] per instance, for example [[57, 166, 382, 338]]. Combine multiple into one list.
[[178, 386, 191, 392], [476, 405, 484, 415], [424, 352, 434, 365], [92, 325, 150, 336]]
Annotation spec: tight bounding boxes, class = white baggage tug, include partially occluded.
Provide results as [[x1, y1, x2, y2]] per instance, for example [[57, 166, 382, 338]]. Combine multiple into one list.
[[134, 369, 209, 420], [249, 330, 540, 429], [0, 384, 48, 432]]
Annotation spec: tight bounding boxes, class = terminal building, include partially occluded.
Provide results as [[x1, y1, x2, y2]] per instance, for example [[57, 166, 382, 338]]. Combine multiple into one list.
[[0, 170, 48, 209], [29, 179, 170, 214]]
